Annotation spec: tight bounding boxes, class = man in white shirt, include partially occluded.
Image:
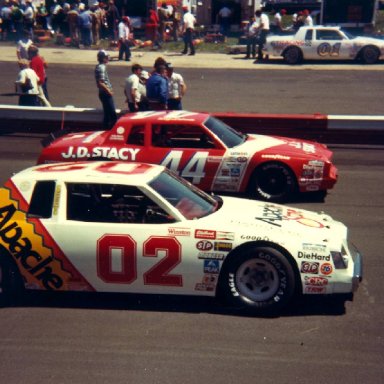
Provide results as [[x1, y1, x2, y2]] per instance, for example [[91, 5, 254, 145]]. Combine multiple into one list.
[[254, 9, 270, 62], [15, 59, 40, 106], [118, 16, 131, 61], [124, 63, 145, 112], [166, 63, 187, 110], [303, 9, 313, 26], [181, 6, 196, 56]]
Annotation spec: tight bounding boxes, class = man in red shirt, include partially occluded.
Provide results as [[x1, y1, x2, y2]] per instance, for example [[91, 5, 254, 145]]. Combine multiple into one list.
[[28, 45, 51, 107]]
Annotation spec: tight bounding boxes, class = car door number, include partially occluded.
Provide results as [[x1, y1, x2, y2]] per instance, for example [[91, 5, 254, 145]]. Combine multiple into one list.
[[97, 234, 183, 287], [161, 150, 209, 184], [317, 42, 341, 57]]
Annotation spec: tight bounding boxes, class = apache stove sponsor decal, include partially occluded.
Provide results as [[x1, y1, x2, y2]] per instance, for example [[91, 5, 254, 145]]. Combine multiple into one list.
[[0, 187, 72, 290], [256, 204, 324, 228], [61, 146, 140, 161]]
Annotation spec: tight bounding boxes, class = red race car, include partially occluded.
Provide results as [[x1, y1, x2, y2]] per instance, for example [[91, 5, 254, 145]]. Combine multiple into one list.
[[38, 111, 338, 202]]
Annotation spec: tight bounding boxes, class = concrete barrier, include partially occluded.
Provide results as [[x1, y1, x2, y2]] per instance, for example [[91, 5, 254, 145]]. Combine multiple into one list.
[[0, 104, 382, 144]]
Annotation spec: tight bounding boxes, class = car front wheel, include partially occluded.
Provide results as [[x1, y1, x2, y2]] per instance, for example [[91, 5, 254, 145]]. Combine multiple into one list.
[[220, 246, 297, 315], [250, 162, 296, 202]]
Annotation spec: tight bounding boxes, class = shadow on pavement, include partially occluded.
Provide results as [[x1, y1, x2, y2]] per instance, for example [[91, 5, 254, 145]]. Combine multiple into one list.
[[10, 290, 348, 318]]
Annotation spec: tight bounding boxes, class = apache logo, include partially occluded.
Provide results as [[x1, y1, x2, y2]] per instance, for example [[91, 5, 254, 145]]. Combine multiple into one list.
[[0, 187, 71, 290], [256, 205, 283, 227]]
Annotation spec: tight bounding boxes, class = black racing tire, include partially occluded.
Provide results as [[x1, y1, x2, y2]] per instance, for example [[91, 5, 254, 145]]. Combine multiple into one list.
[[249, 162, 297, 202], [0, 256, 24, 307], [361, 46, 379, 64], [283, 46, 302, 65], [219, 246, 296, 315]]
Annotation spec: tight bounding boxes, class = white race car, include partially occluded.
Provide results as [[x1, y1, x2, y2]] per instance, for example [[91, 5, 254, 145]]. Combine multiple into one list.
[[0, 162, 362, 314], [264, 25, 384, 64]]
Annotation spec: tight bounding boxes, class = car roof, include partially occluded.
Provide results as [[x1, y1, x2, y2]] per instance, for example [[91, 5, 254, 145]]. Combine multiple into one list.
[[116, 110, 209, 126], [11, 161, 164, 186]]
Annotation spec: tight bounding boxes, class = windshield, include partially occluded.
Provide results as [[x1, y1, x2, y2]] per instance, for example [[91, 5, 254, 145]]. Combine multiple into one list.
[[149, 170, 218, 219], [204, 116, 247, 148]]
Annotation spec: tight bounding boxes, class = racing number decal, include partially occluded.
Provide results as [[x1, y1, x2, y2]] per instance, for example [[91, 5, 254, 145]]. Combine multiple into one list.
[[317, 43, 341, 57], [97, 235, 183, 287], [97, 234, 137, 284], [161, 151, 208, 184], [143, 237, 182, 286]]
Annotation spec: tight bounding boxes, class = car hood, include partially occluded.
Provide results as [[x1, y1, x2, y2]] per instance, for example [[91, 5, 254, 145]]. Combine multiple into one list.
[[243, 134, 333, 160], [201, 196, 345, 241], [352, 36, 384, 46]]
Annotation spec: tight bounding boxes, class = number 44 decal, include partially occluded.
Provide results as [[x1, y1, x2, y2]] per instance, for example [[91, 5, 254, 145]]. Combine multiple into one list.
[[161, 150, 208, 184], [97, 235, 183, 287]]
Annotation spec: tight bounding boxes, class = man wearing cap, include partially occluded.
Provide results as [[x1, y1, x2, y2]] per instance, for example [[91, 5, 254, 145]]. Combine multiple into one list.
[[166, 63, 186, 111], [181, 5, 196, 56], [272, 8, 286, 35], [146, 64, 168, 110], [303, 10, 313, 26], [118, 16, 131, 61], [95, 50, 117, 128], [124, 63, 145, 112]]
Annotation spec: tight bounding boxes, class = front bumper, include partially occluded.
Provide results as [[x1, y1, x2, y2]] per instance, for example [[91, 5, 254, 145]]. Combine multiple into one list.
[[351, 244, 363, 292]]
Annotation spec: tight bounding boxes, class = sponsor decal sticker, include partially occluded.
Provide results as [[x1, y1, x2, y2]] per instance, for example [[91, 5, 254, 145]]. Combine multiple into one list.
[[304, 286, 326, 294], [195, 283, 215, 292], [0, 187, 72, 290], [214, 242, 232, 252], [304, 276, 328, 286], [198, 252, 225, 260], [196, 240, 213, 251], [168, 228, 191, 237], [298, 251, 330, 261], [195, 229, 216, 239], [216, 231, 235, 241], [320, 263, 333, 276], [300, 261, 319, 274], [204, 260, 220, 274], [203, 274, 218, 285]]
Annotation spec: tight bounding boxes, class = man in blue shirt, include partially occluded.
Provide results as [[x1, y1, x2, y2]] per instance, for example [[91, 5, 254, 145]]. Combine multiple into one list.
[[95, 50, 117, 128], [146, 64, 168, 110]]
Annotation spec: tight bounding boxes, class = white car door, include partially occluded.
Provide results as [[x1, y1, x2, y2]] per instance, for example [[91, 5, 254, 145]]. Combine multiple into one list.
[[311, 29, 352, 60], [44, 182, 202, 295]]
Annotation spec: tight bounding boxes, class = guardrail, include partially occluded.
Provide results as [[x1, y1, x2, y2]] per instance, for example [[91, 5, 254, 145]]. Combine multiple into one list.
[[0, 105, 382, 145]]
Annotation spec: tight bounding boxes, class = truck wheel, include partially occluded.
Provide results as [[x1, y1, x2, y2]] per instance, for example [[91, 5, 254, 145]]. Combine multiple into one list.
[[220, 246, 296, 315], [283, 47, 302, 65], [249, 162, 296, 202], [361, 46, 379, 64]]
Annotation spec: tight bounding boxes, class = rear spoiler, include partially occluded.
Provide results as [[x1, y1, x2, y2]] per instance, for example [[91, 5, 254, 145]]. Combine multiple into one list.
[[41, 129, 72, 148]]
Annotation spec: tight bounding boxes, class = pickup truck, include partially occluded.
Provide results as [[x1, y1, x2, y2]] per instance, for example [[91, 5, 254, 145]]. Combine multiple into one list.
[[264, 26, 384, 64]]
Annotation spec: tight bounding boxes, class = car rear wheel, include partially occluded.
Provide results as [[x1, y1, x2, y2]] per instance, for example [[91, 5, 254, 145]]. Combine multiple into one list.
[[361, 46, 379, 64], [250, 162, 297, 202], [283, 46, 302, 65], [219, 246, 296, 315]]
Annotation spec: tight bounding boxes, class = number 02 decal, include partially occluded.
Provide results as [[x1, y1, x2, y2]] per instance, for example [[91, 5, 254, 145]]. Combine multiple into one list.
[[97, 235, 183, 287]]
